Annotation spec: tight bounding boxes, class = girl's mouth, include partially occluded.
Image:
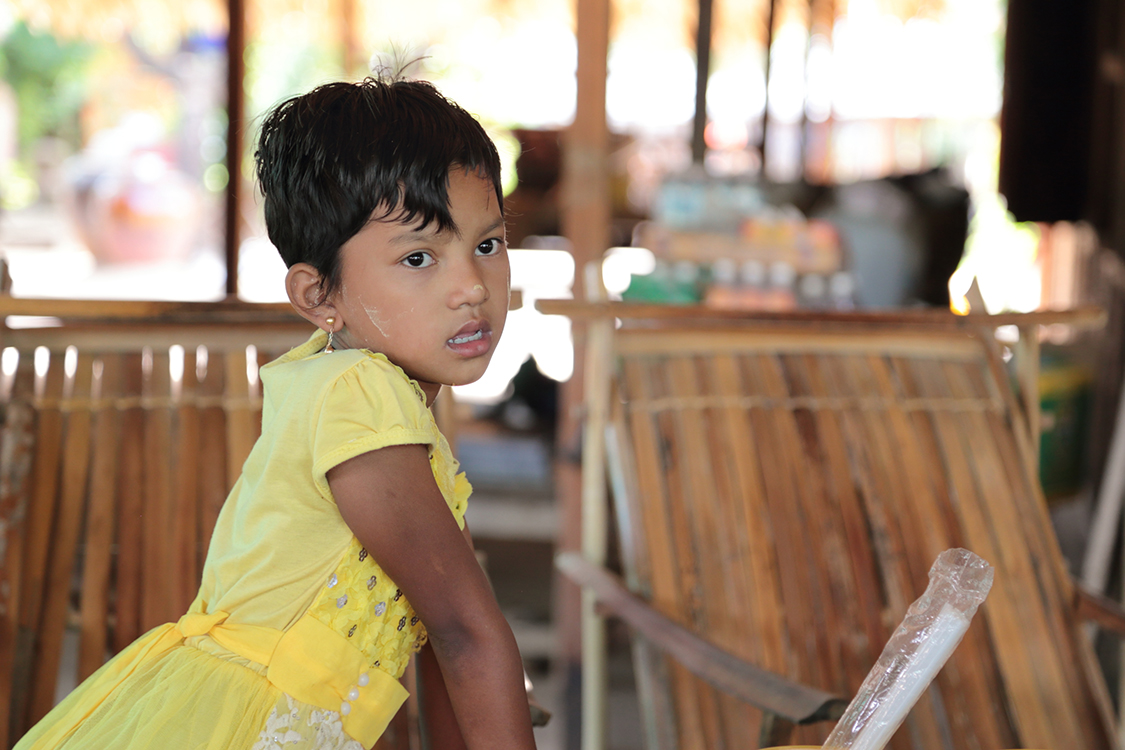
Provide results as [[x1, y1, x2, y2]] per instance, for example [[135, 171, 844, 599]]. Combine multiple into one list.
[[450, 329, 484, 345], [447, 321, 493, 358]]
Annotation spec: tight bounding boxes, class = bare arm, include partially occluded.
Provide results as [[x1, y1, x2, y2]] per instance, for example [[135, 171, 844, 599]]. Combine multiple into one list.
[[418, 641, 468, 750], [328, 444, 536, 749], [416, 522, 477, 750]]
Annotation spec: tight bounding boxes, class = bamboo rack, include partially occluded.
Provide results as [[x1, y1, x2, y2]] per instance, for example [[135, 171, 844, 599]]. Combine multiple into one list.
[[552, 303, 1114, 750]]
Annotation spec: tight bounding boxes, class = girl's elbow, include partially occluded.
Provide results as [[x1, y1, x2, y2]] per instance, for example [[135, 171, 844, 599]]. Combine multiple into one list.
[[427, 609, 515, 663]]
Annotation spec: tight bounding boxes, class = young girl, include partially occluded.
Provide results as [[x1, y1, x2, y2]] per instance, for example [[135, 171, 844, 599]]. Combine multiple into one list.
[[16, 77, 538, 750]]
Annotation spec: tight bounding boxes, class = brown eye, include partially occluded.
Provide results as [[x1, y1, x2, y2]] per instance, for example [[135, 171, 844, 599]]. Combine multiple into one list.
[[476, 239, 503, 256], [403, 251, 434, 268]]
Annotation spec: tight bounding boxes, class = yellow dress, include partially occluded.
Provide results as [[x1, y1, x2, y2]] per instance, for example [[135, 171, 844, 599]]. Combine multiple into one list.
[[16, 331, 470, 750]]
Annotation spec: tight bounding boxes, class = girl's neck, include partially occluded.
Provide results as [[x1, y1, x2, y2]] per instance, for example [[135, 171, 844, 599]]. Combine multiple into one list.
[[420, 382, 441, 408], [332, 331, 442, 407]]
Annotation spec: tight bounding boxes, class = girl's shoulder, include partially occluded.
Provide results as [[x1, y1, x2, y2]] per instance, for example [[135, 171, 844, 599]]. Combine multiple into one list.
[[265, 330, 428, 405]]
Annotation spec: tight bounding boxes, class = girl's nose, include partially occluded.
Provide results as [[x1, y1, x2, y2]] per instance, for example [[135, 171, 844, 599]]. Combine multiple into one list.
[[468, 283, 488, 304], [452, 265, 489, 307]]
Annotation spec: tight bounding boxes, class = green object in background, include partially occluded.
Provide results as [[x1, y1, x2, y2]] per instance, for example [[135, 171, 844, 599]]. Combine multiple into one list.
[[0, 22, 92, 152], [621, 271, 699, 304], [1038, 354, 1091, 500]]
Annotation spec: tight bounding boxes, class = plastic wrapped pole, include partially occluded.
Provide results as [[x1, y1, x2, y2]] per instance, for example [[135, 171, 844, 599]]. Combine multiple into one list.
[[822, 548, 994, 750]]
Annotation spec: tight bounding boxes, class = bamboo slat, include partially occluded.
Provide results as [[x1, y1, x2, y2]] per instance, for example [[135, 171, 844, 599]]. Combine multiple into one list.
[[17, 361, 64, 642], [197, 352, 228, 563], [113, 353, 145, 653], [0, 366, 35, 747], [780, 355, 870, 747], [141, 350, 175, 630], [10, 359, 65, 737], [802, 356, 886, 706], [666, 357, 729, 749], [173, 349, 201, 615], [622, 358, 708, 750], [608, 399, 681, 750], [77, 355, 120, 682], [27, 354, 95, 725], [866, 354, 1004, 749], [602, 321, 1115, 750]]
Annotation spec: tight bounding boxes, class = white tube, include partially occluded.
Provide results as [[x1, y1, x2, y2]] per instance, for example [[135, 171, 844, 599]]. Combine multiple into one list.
[[822, 549, 993, 750]]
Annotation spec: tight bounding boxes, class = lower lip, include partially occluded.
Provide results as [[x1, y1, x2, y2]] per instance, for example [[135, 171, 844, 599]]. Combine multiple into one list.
[[446, 329, 492, 358]]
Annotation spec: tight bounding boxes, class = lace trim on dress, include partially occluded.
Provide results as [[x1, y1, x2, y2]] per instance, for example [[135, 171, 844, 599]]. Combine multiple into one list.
[[252, 694, 364, 750]]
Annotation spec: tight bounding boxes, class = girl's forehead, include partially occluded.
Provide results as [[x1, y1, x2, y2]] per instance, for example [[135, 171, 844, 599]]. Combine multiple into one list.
[[368, 174, 501, 238]]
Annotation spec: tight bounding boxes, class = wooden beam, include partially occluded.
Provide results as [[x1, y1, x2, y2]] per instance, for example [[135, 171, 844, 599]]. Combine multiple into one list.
[[340, 0, 362, 77], [0, 291, 521, 325], [691, 0, 714, 164], [556, 552, 848, 723], [561, 2, 612, 749], [760, 0, 778, 174], [225, 0, 247, 298], [534, 300, 1108, 330], [563, 0, 612, 297], [0, 297, 299, 323]]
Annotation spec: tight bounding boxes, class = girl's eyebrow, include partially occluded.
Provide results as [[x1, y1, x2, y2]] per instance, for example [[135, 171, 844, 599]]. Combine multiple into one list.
[[389, 217, 505, 245], [388, 224, 445, 245], [479, 218, 505, 236]]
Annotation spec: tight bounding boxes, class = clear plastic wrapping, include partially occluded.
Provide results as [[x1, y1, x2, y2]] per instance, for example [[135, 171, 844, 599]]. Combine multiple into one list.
[[822, 548, 994, 750]]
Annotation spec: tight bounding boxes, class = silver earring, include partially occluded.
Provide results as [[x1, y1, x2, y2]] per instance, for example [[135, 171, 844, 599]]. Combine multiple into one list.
[[325, 317, 336, 353]]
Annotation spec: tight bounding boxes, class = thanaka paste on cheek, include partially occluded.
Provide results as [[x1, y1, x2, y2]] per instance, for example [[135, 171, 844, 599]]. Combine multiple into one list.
[[362, 305, 391, 338]]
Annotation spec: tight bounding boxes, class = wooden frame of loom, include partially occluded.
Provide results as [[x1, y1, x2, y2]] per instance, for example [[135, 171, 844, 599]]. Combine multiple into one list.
[[540, 299, 1123, 750]]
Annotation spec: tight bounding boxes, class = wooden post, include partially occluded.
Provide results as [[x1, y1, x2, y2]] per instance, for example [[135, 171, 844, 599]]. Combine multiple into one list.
[[578, 265, 612, 750], [1015, 325, 1041, 467], [565, 0, 612, 296], [560, 0, 612, 747], [760, 0, 778, 175], [691, 0, 714, 165], [224, 0, 246, 298], [340, 0, 362, 78]]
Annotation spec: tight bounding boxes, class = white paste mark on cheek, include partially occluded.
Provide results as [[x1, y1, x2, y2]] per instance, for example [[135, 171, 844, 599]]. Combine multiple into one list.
[[362, 305, 391, 338]]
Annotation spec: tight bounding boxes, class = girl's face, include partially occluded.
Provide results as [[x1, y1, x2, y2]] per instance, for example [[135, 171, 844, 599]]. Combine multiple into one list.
[[330, 168, 509, 404]]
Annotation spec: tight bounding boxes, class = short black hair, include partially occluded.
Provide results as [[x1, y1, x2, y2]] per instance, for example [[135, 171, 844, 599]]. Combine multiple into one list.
[[254, 76, 504, 301]]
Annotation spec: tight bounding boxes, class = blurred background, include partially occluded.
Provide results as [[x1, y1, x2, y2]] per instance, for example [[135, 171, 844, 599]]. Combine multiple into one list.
[[3, 0, 1125, 747], [0, 0, 1025, 312]]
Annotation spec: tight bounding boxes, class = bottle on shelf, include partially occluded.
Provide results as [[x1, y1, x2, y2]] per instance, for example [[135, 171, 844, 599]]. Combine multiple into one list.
[[829, 271, 857, 310], [798, 272, 828, 309], [764, 261, 798, 311], [671, 260, 701, 302], [704, 257, 739, 308], [735, 259, 768, 310]]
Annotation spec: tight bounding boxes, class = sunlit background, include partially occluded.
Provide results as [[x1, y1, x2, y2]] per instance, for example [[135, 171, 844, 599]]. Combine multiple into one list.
[[0, 0, 1055, 401]]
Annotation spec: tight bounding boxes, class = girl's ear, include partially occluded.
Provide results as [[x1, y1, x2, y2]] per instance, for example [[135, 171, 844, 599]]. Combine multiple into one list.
[[286, 263, 338, 330]]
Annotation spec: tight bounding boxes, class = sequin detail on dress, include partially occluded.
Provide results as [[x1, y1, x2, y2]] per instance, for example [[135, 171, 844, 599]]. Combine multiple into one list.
[[306, 536, 428, 679]]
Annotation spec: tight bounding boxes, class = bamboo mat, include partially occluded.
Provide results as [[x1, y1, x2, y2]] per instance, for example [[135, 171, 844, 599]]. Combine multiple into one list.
[[608, 326, 1114, 750], [0, 332, 303, 741]]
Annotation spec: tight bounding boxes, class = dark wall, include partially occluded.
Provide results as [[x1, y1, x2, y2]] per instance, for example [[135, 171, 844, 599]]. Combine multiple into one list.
[[1085, 0, 1125, 254], [998, 0, 1098, 224]]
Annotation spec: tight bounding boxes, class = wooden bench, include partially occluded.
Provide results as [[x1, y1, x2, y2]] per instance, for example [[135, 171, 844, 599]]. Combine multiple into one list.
[[543, 299, 1120, 749]]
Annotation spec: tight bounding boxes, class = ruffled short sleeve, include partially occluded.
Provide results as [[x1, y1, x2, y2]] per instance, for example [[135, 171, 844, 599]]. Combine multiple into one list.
[[310, 353, 436, 501]]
